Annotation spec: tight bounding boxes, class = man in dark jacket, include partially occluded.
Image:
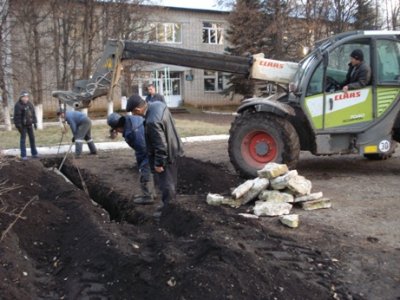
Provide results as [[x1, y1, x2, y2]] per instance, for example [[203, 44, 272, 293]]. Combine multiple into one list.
[[57, 110, 97, 157], [126, 94, 183, 217], [107, 112, 154, 204], [145, 84, 165, 103], [13, 91, 38, 160], [342, 49, 371, 92]]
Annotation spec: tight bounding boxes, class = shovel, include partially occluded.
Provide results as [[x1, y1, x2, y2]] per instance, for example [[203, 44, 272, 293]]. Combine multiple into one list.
[[58, 142, 73, 171]]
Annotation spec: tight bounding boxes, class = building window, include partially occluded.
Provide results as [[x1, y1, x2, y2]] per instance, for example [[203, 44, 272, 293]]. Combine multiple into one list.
[[202, 22, 223, 44], [204, 70, 227, 92], [149, 23, 182, 43]]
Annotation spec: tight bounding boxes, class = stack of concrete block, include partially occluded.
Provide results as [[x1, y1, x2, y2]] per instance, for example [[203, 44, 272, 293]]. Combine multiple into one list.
[[206, 162, 331, 228]]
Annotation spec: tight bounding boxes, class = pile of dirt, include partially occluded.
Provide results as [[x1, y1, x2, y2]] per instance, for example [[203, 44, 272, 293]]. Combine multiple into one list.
[[177, 157, 240, 195], [0, 158, 348, 299]]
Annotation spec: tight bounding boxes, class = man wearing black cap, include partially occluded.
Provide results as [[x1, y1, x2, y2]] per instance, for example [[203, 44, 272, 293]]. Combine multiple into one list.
[[342, 49, 371, 92], [126, 94, 183, 217], [13, 91, 39, 160]]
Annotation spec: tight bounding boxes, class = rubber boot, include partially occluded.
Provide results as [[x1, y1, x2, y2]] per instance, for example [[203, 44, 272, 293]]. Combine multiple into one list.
[[133, 181, 154, 205], [75, 142, 83, 158], [87, 141, 97, 155]]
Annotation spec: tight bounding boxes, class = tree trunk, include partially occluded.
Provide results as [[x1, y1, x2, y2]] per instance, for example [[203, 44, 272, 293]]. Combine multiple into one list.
[[0, 0, 12, 131], [34, 103, 43, 130], [107, 101, 113, 115], [2, 102, 11, 131], [32, 21, 44, 129]]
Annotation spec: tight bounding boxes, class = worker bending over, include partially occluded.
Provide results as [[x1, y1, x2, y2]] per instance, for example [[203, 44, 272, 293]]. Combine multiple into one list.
[[58, 109, 97, 157], [107, 112, 154, 204]]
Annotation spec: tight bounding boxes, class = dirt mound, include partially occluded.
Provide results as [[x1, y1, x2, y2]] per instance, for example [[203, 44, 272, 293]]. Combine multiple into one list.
[[177, 157, 240, 195], [0, 159, 346, 299]]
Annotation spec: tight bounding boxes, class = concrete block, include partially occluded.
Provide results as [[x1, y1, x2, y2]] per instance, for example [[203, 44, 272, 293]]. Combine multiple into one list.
[[232, 179, 254, 199], [257, 162, 289, 179], [253, 201, 292, 217], [301, 198, 331, 210], [287, 175, 312, 196], [206, 193, 225, 206], [270, 170, 298, 190], [258, 190, 294, 203], [240, 178, 269, 205], [279, 214, 299, 228], [294, 192, 323, 203]]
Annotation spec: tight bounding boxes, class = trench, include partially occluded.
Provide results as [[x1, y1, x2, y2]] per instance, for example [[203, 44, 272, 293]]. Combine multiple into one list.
[[43, 156, 241, 224], [38, 155, 348, 299]]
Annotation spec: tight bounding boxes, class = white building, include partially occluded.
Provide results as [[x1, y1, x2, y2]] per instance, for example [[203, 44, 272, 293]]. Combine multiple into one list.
[[129, 6, 240, 108]]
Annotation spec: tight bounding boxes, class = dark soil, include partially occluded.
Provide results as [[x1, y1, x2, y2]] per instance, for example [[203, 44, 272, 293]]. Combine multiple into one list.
[[0, 157, 350, 299], [2, 110, 399, 300]]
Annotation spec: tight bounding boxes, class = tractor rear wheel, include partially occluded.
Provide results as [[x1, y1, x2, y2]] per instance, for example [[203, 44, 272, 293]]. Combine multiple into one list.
[[229, 111, 300, 178]]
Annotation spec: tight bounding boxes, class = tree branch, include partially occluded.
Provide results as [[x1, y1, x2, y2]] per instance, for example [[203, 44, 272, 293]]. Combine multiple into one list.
[[0, 195, 38, 242]]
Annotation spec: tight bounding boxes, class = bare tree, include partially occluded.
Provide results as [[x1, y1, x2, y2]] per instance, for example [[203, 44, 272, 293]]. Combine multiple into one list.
[[298, 0, 331, 50], [0, 0, 13, 131], [50, 0, 80, 91], [97, 0, 152, 114], [224, 0, 267, 98], [384, 0, 400, 30], [353, 0, 378, 29], [11, 0, 52, 129]]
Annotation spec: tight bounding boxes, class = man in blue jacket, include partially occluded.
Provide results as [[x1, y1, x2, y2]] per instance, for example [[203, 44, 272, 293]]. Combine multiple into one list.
[[57, 110, 97, 157], [107, 112, 154, 204]]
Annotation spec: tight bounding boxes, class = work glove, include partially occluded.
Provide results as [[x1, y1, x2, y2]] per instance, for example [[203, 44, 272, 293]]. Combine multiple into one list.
[[33, 123, 37, 130], [72, 137, 75, 143]]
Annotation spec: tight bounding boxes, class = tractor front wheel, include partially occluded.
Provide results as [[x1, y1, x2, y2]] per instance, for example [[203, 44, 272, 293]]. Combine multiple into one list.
[[229, 111, 300, 178]]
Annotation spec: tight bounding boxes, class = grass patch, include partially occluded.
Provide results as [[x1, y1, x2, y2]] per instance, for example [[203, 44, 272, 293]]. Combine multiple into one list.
[[0, 119, 229, 149]]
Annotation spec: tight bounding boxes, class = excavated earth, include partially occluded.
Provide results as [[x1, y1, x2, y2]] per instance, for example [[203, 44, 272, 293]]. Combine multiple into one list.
[[0, 114, 399, 299]]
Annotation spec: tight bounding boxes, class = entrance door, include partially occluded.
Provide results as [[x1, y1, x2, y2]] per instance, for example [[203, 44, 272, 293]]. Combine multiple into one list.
[[153, 68, 182, 107]]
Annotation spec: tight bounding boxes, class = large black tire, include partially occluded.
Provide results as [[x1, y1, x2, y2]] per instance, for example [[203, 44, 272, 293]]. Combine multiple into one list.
[[363, 140, 397, 160], [229, 111, 300, 178]]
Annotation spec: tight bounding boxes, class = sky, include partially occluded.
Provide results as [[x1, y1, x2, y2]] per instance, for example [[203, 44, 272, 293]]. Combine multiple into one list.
[[157, 0, 226, 11]]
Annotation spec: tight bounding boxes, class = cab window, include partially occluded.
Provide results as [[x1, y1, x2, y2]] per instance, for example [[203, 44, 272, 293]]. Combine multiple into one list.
[[306, 62, 323, 96], [377, 39, 400, 84], [307, 42, 371, 96], [326, 42, 370, 90]]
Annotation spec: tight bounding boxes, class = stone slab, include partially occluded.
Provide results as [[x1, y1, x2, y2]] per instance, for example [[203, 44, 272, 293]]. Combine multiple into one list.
[[279, 214, 299, 228], [301, 198, 332, 210], [258, 190, 294, 203], [257, 163, 289, 179], [287, 175, 312, 196], [253, 201, 292, 217], [232, 179, 254, 199], [270, 170, 298, 190], [294, 192, 323, 203]]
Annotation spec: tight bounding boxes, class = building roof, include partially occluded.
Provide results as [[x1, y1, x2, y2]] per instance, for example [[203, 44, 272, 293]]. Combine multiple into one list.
[[148, 5, 230, 15]]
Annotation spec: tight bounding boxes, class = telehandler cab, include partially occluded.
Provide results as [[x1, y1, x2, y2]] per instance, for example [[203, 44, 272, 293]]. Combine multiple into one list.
[[53, 30, 400, 178]]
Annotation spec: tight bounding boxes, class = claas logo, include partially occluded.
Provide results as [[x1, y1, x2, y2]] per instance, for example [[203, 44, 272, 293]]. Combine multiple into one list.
[[259, 60, 284, 69]]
